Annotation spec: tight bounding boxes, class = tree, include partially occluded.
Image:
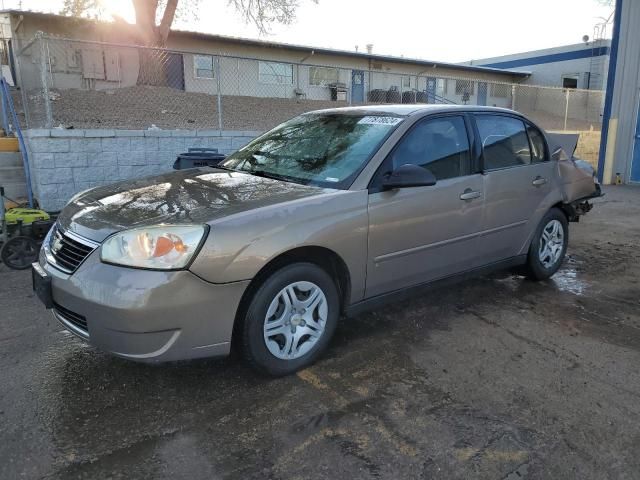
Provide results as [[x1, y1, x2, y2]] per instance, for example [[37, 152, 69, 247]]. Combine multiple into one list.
[[61, 0, 313, 46], [61, 0, 103, 19], [60, 0, 314, 86]]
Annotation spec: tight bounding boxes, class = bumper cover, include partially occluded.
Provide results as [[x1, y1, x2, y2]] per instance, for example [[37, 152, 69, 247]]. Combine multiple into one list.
[[40, 250, 249, 362]]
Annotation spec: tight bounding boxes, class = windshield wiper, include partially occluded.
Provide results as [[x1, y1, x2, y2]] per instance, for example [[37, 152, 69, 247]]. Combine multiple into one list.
[[213, 164, 235, 171], [248, 170, 286, 181]]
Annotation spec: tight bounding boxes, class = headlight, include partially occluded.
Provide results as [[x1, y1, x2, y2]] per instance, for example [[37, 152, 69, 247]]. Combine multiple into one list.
[[101, 225, 207, 270]]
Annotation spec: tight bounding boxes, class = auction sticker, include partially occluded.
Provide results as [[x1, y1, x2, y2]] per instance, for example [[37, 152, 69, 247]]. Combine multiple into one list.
[[358, 116, 403, 126]]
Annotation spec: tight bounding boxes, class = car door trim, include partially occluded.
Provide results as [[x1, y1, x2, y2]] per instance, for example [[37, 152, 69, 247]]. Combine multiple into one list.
[[346, 254, 528, 317], [374, 219, 528, 264]]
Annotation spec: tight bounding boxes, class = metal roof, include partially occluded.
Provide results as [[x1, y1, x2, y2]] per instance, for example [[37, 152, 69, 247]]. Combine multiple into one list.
[[0, 9, 531, 78], [308, 104, 521, 116]]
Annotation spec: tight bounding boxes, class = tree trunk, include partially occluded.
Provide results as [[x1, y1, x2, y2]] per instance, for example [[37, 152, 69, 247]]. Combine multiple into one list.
[[132, 0, 179, 87]]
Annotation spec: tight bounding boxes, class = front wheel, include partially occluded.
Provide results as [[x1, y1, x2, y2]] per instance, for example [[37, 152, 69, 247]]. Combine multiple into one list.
[[241, 263, 340, 376], [525, 208, 568, 281]]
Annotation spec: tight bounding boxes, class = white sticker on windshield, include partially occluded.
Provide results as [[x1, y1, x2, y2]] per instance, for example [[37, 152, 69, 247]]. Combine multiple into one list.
[[358, 116, 403, 126], [325, 177, 340, 182]]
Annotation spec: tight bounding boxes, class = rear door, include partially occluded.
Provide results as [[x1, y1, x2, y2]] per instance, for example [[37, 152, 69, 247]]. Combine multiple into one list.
[[474, 114, 556, 263], [366, 114, 485, 298]]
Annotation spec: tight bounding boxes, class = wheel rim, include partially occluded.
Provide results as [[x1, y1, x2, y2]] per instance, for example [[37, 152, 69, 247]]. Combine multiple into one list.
[[538, 219, 564, 268], [263, 281, 328, 360]]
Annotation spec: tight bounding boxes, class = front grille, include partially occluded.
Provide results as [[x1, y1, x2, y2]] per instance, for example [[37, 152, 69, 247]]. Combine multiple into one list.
[[49, 227, 96, 273], [54, 302, 88, 334]]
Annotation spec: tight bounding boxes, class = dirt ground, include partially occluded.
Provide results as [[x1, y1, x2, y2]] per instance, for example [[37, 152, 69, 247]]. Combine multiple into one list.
[[21, 86, 348, 131], [1, 186, 639, 479]]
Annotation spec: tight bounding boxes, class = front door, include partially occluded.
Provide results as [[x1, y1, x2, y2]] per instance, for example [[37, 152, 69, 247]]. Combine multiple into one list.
[[477, 82, 488, 106], [366, 115, 485, 298], [351, 70, 364, 103], [474, 113, 556, 262], [631, 98, 640, 182]]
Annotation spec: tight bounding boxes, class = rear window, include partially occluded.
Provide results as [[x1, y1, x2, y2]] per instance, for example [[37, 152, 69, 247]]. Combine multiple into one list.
[[476, 115, 531, 170]]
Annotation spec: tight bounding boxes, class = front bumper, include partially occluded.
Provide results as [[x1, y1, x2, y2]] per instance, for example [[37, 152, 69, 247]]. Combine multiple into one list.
[[39, 249, 250, 363]]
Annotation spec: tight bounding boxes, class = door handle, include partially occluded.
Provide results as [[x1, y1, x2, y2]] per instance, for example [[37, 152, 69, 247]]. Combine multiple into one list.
[[460, 189, 482, 201], [532, 176, 548, 187]]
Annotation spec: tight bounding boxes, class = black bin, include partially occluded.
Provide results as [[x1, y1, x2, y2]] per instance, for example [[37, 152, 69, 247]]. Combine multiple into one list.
[[173, 148, 226, 170], [368, 89, 387, 103], [402, 91, 417, 104], [386, 88, 401, 103]]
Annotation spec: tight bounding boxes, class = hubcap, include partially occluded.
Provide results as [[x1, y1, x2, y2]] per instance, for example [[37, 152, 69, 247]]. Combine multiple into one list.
[[538, 219, 564, 268], [263, 281, 328, 360]]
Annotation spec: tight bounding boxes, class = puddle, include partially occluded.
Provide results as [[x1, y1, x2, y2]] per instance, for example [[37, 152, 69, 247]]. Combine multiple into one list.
[[548, 267, 588, 296]]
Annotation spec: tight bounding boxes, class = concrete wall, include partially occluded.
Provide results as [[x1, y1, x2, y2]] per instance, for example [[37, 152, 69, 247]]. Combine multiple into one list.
[[25, 128, 261, 211]]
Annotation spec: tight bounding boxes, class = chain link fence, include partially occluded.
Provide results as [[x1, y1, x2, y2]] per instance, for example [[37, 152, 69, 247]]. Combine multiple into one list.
[[14, 34, 605, 164]]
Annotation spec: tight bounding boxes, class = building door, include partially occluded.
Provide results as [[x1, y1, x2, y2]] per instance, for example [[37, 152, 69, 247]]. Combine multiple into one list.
[[351, 70, 364, 103], [165, 53, 185, 90], [477, 82, 488, 106], [631, 98, 640, 182], [426, 77, 436, 103]]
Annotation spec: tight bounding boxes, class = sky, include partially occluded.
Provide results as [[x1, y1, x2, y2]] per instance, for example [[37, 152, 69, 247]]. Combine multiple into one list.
[[5, 0, 615, 63]]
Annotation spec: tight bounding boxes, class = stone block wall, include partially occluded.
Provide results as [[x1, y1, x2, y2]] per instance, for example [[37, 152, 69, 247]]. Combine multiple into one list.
[[24, 129, 262, 211]]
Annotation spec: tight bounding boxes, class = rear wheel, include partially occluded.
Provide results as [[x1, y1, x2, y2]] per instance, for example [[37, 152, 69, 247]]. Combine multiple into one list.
[[241, 263, 339, 376], [1, 236, 39, 270], [525, 208, 568, 281]]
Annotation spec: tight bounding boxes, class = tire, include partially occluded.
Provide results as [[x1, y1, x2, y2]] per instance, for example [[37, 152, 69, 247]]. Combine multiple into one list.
[[524, 208, 568, 281], [241, 262, 340, 376], [1, 236, 39, 270]]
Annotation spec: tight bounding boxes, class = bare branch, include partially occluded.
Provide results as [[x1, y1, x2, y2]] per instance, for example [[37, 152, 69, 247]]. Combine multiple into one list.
[[228, 0, 317, 35]]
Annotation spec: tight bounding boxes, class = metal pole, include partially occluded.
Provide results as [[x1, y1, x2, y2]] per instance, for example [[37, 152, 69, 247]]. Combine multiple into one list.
[[216, 56, 222, 131], [0, 186, 6, 243], [564, 88, 570, 130], [37, 32, 53, 128]]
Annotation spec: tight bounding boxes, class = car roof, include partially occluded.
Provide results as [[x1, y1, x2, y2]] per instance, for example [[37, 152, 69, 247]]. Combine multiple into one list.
[[307, 104, 520, 117]]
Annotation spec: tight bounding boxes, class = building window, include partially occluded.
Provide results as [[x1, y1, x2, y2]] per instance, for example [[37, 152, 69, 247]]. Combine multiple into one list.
[[259, 61, 294, 84], [455, 79, 474, 96], [402, 76, 412, 89], [194, 54, 214, 79], [562, 76, 578, 89], [490, 83, 510, 98], [309, 66, 339, 86]]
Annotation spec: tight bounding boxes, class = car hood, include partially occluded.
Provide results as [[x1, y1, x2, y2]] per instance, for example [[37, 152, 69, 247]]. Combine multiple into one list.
[[57, 168, 335, 242]]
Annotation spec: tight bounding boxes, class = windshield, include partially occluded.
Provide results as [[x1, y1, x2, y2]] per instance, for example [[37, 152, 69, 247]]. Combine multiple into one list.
[[220, 113, 404, 189]]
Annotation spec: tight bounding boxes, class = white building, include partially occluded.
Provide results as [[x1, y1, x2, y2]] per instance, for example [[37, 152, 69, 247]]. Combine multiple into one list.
[[464, 41, 611, 90]]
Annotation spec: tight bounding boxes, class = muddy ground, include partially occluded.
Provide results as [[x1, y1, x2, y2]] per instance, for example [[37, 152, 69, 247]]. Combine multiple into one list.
[[1, 186, 639, 479]]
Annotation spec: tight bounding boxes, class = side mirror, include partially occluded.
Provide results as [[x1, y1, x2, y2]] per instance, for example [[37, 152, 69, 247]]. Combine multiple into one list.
[[381, 164, 437, 190]]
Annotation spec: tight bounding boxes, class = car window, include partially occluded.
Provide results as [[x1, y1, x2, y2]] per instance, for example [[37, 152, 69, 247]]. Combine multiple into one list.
[[221, 113, 403, 189], [476, 115, 532, 170], [527, 125, 548, 163], [390, 116, 471, 180]]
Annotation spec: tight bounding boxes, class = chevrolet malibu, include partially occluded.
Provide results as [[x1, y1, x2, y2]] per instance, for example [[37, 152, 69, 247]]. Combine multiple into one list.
[[33, 105, 600, 376]]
